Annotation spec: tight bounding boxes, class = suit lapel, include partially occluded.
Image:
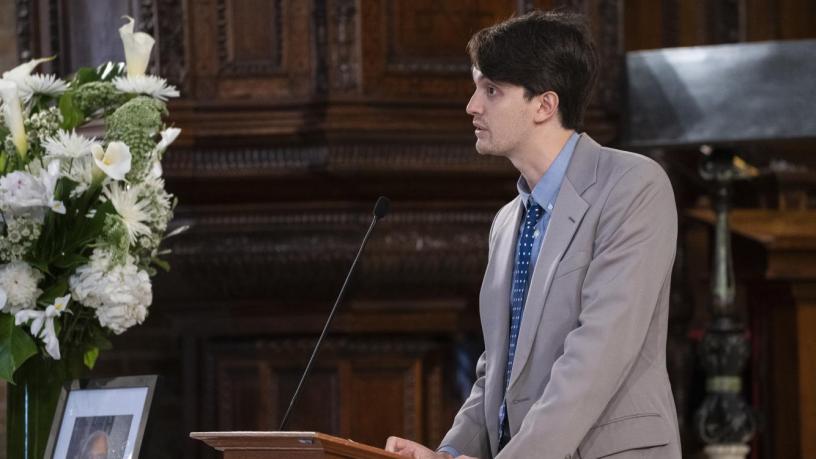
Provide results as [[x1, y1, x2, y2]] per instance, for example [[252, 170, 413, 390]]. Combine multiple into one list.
[[507, 133, 599, 390], [480, 197, 522, 455]]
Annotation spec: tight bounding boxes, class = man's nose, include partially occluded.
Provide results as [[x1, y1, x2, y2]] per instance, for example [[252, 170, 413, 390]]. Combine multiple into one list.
[[466, 92, 481, 116]]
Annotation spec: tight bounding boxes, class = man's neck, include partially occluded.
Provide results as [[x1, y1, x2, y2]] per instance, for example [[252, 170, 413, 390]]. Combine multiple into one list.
[[511, 128, 576, 190]]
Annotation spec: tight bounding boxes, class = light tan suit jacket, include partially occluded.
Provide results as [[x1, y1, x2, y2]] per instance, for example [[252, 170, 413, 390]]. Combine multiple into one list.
[[439, 134, 681, 458]]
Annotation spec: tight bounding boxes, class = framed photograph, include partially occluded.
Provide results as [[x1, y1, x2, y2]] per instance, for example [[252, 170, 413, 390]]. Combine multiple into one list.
[[45, 375, 157, 459]]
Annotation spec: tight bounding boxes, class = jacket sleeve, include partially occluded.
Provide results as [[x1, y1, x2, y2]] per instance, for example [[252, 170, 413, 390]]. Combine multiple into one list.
[[438, 205, 508, 458], [438, 350, 490, 458], [496, 161, 678, 459]]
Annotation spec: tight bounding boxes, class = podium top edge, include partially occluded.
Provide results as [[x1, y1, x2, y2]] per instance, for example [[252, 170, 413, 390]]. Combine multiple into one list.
[[190, 431, 318, 438]]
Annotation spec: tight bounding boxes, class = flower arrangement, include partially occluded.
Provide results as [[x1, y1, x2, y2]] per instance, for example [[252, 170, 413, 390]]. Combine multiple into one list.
[[0, 16, 181, 384]]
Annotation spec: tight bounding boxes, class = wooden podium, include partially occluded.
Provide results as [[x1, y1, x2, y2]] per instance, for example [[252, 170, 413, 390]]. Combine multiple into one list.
[[190, 432, 403, 459]]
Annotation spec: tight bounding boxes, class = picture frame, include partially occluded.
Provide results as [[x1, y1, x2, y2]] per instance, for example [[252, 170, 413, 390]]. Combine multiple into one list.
[[44, 375, 158, 459]]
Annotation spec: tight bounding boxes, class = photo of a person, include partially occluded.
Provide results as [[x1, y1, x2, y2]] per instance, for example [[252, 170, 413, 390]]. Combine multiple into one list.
[[78, 431, 109, 459], [65, 415, 133, 459]]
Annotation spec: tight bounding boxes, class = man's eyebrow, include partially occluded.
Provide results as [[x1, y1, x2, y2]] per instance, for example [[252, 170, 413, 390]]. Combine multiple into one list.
[[474, 76, 501, 87]]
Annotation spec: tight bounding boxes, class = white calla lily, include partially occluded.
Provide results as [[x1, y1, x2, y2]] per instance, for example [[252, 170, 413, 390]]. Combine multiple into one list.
[[0, 79, 28, 157], [92, 141, 132, 181], [1, 56, 55, 86], [119, 16, 155, 77]]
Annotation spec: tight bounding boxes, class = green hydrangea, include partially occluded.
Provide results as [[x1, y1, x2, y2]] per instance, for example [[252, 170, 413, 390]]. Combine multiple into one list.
[[74, 81, 129, 116], [106, 96, 166, 181], [0, 216, 43, 262]]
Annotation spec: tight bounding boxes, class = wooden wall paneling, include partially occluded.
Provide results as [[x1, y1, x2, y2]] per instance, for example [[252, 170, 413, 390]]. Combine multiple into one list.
[[202, 337, 444, 453], [186, 0, 314, 102], [794, 284, 816, 459], [358, 0, 514, 101]]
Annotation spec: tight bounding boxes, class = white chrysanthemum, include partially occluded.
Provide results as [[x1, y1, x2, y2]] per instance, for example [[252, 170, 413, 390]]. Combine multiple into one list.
[[104, 183, 151, 244], [61, 156, 95, 198], [19, 74, 68, 101], [0, 261, 44, 313], [43, 130, 98, 159], [112, 75, 179, 101], [69, 249, 152, 334]]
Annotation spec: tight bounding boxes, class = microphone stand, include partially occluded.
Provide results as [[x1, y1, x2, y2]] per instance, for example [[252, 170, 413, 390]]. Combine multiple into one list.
[[278, 197, 390, 431]]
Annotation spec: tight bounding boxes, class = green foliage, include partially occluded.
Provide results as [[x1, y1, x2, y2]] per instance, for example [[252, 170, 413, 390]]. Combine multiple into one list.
[[83, 347, 99, 369], [0, 314, 38, 382], [72, 81, 130, 118], [58, 92, 85, 130]]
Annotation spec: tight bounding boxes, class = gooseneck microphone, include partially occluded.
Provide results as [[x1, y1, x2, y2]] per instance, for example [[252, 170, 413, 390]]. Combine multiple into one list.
[[278, 196, 391, 431]]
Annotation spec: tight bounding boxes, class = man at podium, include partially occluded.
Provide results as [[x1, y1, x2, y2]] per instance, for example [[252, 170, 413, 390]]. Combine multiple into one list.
[[386, 10, 681, 459]]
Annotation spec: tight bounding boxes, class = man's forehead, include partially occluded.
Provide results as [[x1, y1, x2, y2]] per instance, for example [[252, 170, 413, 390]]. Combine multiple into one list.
[[471, 67, 483, 82], [471, 67, 503, 87]]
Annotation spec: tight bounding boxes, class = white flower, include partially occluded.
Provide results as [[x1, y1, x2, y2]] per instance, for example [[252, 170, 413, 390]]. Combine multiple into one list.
[[43, 130, 98, 159], [18, 74, 68, 101], [40, 160, 66, 214], [1, 56, 55, 88], [150, 161, 163, 178], [91, 141, 132, 181], [105, 183, 151, 244], [61, 156, 94, 198], [155, 127, 181, 154], [69, 249, 152, 334], [112, 75, 179, 101], [0, 160, 65, 217], [95, 303, 148, 335], [14, 294, 69, 360], [0, 79, 28, 157], [119, 16, 155, 78], [0, 261, 43, 313], [0, 171, 46, 216]]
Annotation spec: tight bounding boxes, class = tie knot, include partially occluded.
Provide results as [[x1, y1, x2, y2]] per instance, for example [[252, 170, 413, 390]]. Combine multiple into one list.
[[527, 198, 543, 217]]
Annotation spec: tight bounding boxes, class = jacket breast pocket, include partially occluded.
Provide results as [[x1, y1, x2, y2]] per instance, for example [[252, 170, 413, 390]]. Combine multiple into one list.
[[578, 413, 672, 458], [553, 250, 591, 279]]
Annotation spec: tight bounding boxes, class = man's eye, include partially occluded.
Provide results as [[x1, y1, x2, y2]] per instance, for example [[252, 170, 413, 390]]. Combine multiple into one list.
[[487, 86, 496, 96]]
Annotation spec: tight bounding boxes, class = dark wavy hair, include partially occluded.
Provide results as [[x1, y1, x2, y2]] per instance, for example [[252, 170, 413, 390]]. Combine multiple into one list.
[[467, 10, 599, 130]]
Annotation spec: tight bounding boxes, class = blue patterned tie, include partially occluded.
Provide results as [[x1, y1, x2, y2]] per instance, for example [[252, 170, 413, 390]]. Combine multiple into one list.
[[498, 198, 544, 449]]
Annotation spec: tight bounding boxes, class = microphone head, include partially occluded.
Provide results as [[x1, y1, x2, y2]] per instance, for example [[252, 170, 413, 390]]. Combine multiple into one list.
[[373, 196, 391, 219]]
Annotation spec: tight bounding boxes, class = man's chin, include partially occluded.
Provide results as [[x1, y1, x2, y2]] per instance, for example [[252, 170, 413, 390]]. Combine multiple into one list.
[[474, 141, 500, 157]]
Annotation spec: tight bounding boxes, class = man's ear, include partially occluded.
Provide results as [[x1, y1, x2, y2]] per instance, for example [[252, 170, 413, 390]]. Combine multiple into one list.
[[533, 91, 559, 123]]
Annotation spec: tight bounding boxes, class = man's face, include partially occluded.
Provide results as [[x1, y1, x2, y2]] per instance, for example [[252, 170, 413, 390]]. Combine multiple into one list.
[[466, 68, 538, 158]]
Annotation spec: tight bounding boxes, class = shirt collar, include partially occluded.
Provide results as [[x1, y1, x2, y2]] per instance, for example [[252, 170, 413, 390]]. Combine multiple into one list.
[[517, 131, 580, 212]]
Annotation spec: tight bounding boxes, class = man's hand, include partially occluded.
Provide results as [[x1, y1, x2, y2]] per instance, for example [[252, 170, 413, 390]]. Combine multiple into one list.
[[384, 436, 477, 459]]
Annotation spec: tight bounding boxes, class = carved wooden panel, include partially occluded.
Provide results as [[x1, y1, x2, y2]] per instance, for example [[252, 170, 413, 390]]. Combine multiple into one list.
[[203, 338, 446, 457], [359, 0, 515, 100], [154, 204, 495, 302], [188, 0, 313, 100]]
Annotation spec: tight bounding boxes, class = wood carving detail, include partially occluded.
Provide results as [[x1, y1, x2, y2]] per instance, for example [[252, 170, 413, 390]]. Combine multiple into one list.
[[14, 0, 33, 61], [216, 0, 284, 75], [156, 207, 492, 301], [161, 144, 509, 178], [329, 0, 360, 91], [154, 0, 187, 87]]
